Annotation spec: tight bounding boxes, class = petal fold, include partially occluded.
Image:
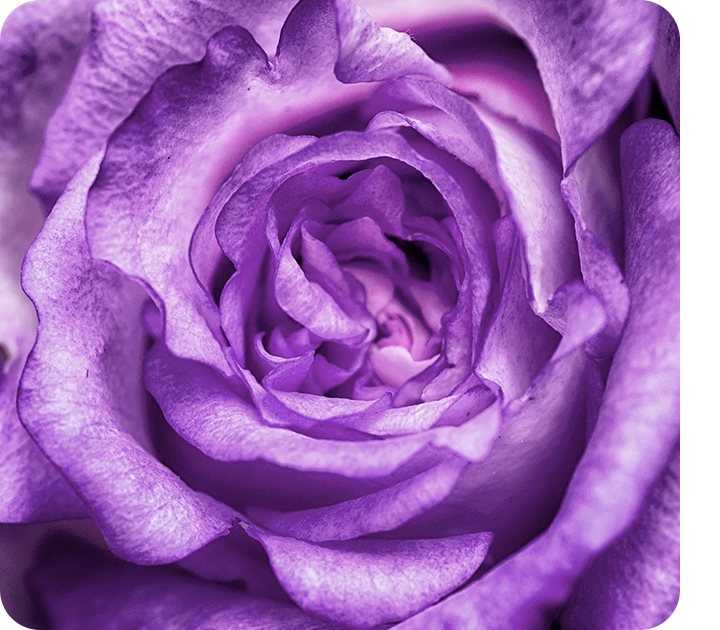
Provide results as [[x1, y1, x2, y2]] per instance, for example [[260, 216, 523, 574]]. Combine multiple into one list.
[[250, 525, 492, 628], [0, 0, 95, 522], [32, 535, 337, 630], [19, 156, 237, 564]]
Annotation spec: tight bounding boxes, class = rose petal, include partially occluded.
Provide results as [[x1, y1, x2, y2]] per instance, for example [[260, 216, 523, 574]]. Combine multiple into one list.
[[19, 156, 237, 564], [217, 128, 493, 406], [249, 525, 493, 628], [357, 0, 660, 170], [395, 117, 679, 630], [369, 78, 579, 314], [560, 115, 631, 357], [473, 105, 579, 312], [416, 283, 606, 559], [249, 459, 466, 542], [652, 7, 680, 132], [411, 23, 559, 140], [476, 216, 560, 401], [32, 535, 336, 630], [85, 0, 445, 375], [146, 341, 502, 474], [0, 363, 85, 522], [560, 444, 679, 629], [29, 0, 299, 206], [497, 0, 660, 170], [0, 0, 94, 522], [333, 0, 451, 85]]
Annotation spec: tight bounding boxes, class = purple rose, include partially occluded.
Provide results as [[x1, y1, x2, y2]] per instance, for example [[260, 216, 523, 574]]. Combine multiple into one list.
[[0, 0, 679, 628]]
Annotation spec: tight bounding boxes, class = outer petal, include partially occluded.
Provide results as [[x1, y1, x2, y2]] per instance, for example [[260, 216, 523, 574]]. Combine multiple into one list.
[[561, 122, 630, 358], [396, 119, 679, 630], [19, 156, 237, 564], [248, 460, 466, 542], [357, 0, 660, 170], [29, 0, 299, 207], [249, 525, 492, 628], [407, 282, 606, 561], [31, 535, 338, 630], [560, 444, 680, 629], [146, 341, 501, 476], [652, 7, 680, 132], [0, 0, 94, 522]]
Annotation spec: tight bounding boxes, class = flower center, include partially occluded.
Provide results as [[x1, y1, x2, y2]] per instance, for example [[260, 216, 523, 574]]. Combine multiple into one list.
[[345, 263, 442, 388]]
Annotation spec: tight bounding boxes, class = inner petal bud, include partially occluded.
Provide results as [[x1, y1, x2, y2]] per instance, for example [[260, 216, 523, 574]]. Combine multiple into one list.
[[346, 263, 443, 388]]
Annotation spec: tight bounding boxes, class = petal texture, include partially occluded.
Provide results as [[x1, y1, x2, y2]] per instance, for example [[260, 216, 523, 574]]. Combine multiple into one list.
[[19, 156, 237, 564], [0, 0, 94, 522], [29, 0, 299, 206], [357, 0, 660, 170], [32, 535, 338, 630], [560, 444, 680, 629], [250, 526, 492, 628]]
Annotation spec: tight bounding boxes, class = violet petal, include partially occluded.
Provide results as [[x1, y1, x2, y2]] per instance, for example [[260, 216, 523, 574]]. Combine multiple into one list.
[[146, 340, 502, 474], [249, 525, 492, 628], [395, 117, 679, 630], [356, 0, 660, 170], [560, 444, 679, 629], [19, 156, 237, 564], [32, 535, 337, 630], [0, 0, 94, 522], [30, 0, 299, 206]]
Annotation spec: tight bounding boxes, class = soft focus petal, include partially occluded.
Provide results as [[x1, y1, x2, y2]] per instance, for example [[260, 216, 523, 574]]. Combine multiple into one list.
[[652, 7, 679, 132], [560, 444, 679, 629], [0, 0, 94, 522], [250, 525, 492, 628], [397, 118, 679, 630], [32, 535, 337, 630], [19, 156, 237, 564]]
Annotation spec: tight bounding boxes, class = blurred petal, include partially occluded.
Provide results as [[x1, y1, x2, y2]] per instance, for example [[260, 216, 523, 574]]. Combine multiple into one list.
[[652, 7, 680, 132], [0, 0, 94, 522], [19, 156, 237, 564], [250, 525, 492, 628], [560, 444, 679, 629], [32, 535, 337, 630]]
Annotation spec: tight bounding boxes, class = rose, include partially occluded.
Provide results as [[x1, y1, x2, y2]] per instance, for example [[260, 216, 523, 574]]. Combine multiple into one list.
[[0, 0, 679, 628]]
